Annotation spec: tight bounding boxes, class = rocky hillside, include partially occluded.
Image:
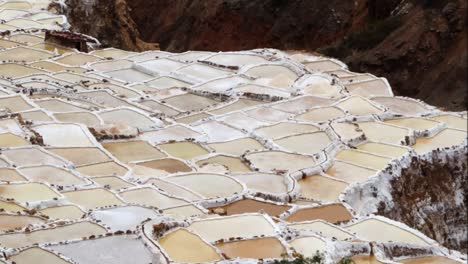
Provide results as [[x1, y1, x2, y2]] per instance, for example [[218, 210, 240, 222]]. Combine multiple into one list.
[[61, 0, 159, 51], [87, 0, 464, 111]]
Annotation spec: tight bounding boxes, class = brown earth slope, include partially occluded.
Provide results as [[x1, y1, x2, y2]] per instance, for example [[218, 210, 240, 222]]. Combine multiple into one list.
[[126, 0, 466, 110]]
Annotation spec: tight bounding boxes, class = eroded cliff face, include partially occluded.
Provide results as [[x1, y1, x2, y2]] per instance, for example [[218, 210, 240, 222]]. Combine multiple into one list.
[[377, 148, 467, 253], [124, 0, 466, 111], [60, 0, 158, 51]]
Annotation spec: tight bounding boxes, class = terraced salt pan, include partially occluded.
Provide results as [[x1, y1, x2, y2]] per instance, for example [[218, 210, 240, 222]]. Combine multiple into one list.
[[0, 95, 35, 112], [302, 76, 342, 98], [136, 158, 192, 174], [299, 175, 348, 202], [2, 147, 66, 167], [0, 182, 60, 203], [0, 200, 25, 212], [47, 147, 111, 166], [137, 58, 185, 74], [194, 121, 245, 141], [335, 149, 392, 170], [35, 99, 88, 113], [9, 247, 70, 264], [412, 128, 466, 154], [326, 161, 377, 183], [99, 108, 158, 128], [146, 76, 191, 89], [356, 142, 409, 158], [164, 93, 218, 112], [206, 53, 268, 66], [232, 173, 289, 194], [219, 111, 270, 131], [103, 140, 166, 163], [39, 205, 85, 220], [91, 48, 135, 59], [216, 237, 286, 259], [90, 206, 159, 230], [54, 53, 101, 66], [158, 229, 221, 263], [19, 165, 86, 186], [0, 213, 45, 231], [372, 97, 430, 115], [305, 60, 343, 72], [166, 173, 243, 199], [140, 100, 181, 116], [346, 218, 431, 246], [399, 256, 462, 264], [244, 151, 316, 172], [20, 110, 54, 122], [0, 46, 52, 61], [93, 176, 133, 190], [246, 106, 290, 122], [357, 122, 410, 145], [177, 63, 233, 81], [63, 188, 123, 210], [34, 123, 94, 147], [254, 122, 319, 139], [104, 68, 154, 83], [345, 78, 392, 97], [274, 132, 331, 155], [187, 214, 276, 242], [271, 96, 335, 113], [147, 179, 202, 201], [432, 114, 467, 130], [119, 187, 187, 209], [286, 203, 352, 223], [196, 155, 252, 172], [0, 133, 30, 147], [76, 161, 128, 177], [217, 199, 291, 217], [0, 221, 106, 248], [0, 168, 27, 182], [336, 96, 383, 116], [54, 112, 101, 126], [296, 106, 345, 122], [208, 98, 264, 115], [289, 236, 327, 257], [289, 220, 354, 240], [157, 141, 209, 159], [208, 137, 264, 156], [48, 235, 155, 264], [384, 117, 440, 131]]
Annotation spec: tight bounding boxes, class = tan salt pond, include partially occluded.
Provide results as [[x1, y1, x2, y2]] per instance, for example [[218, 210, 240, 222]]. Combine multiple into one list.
[[274, 132, 331, 155], [55, 53, 101, 66], [77, 161, 128, 177], [299, 175, 348, 202], [255, 122, 319, 139], [219, 112, 270, 131], [167, 173, 243, 199], [0, 95, 34, 112], [103, 140, 166, 163], [2, 148, 66, 167], [337, 96, 383, 115], [0, 183, 60, 203], [216, 237, 286, 259], [384, 117, 440, 131], [346, 218, 430, 246], [286, 204, 352, 223], [244, 151, 315, 172], [246, 106, 290, 122], [54, 112, 101, 126], [0, 200, 25, 212], [335, 149, 392, 170], [326, 161, 377, 183], [187, 214, 276, 242], [176, 63, 232, 81], [19, 165, 86, 186], [232, 173, 289, 194], [159, 229, 221, 263], [289, 236, 327, 257], [176, 112, 211, 124], [91, 206, 159, 230], [412, 128, 466, 154], [0, 168, 27, 182], [209, 137, 263, 155], [164, 93, 218, 112], [29, 61, 86, 73], [356, 142, 408, 158], [47, 147, 111, 166], [432, 114, 467, 130], [147, 179, 202, 201], [39, 205, 85, 220], [33, 123, 94, 147], [136, 158, 192, 173], [296, 107, 345, 122], [163, 204, 205, 218], [19, 110, 53, 122], [0, 221, 106, 248], [305, 60, 343, 72], [140, 100, 180, 116], [208, 98, 264, 115], [9, 247, 70, 264], [196, 155, 251, 172], [104, 68, 154, 83], [399, 256, 462, 264], [64, 188, 123, 210], [194, 120, 245, 141], [93, 176, 133, 190], [217, 199, 290, 217], [0, 133, 30, 147], [0, 46, 52, 61], [146, 76, 191, 89], [158, 141, 209, 159], [119, 187, 187, 208], [35, 99, 87, 112], [345, 79, 392, 97], [0, 214, 45, 231], [357, 122, 409, 145], [91, 48, 135, 59], [99, 109, 156, 128], [206, 53, 268, 66], [289, 221, 354, 240], [372, 97, 429, 115]]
